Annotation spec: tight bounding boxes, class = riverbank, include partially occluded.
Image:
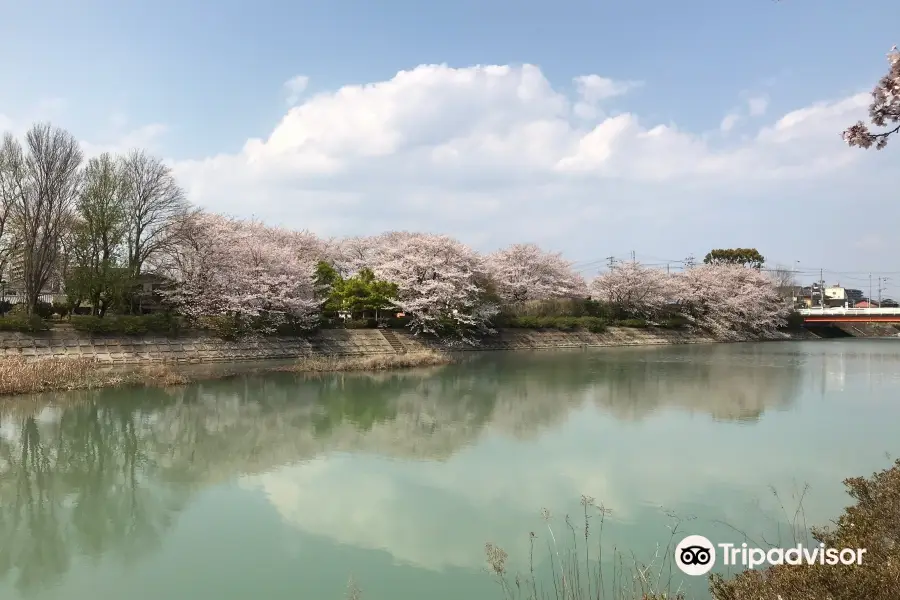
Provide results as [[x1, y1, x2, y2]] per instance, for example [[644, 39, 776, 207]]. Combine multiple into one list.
[[0, 351, 455, 397], [0, 326, 815, 397], [0, 326, 814, 365]]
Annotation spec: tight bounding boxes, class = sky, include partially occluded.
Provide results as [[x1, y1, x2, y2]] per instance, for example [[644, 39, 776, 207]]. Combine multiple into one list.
[[1, 0, 898, 296]]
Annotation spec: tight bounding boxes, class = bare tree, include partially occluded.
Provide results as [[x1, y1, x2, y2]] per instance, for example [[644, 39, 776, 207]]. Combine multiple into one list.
[[4, 124, 83, 314], [768, 264, 797, 301], [0, 135, 24, 293], [69, 153, 128, 315], [119, 150, 190, 280]]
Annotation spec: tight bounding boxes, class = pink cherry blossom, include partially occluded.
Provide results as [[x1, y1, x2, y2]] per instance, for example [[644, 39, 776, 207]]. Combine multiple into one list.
[[163, 212, 323, 329], [486, 243, 587, 303], [366, 231, 498, 339], [667, 264, 791, 338], [590, 261, 671, 317], [843, 46, 900, 150]]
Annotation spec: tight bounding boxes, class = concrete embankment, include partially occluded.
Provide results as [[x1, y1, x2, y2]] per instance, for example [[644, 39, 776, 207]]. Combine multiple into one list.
[[804, 322, 900, 339], [0, 326, 809, 365]]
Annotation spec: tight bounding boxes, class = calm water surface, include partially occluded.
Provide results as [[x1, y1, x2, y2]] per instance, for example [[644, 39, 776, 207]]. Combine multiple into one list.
[[1, 340, 898, 600]]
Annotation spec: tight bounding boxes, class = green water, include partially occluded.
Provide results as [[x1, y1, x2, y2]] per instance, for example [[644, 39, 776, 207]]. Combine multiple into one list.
[[1, 340, 898, 600]]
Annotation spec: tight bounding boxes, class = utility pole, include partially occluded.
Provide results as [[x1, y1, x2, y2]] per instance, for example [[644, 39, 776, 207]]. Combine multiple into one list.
[[631, 250, 636, 262], [869, 273, 873, 304], [606, 256, 616, 270], [878, 277, 890, 305], [667, 263, 670, 275], [684, 254, 696, 269], [820, 268, 825, 308]]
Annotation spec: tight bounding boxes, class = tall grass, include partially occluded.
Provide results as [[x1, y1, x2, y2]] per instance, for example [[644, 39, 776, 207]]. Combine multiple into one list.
[[0, 357, 188, 396], [485, 498, 687, 600], [283, 350, 452, 373]]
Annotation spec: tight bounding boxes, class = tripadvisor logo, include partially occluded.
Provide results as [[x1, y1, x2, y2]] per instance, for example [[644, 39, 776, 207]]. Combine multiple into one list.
[[675, 535, 716, 576], [674, 535, 867, 577]]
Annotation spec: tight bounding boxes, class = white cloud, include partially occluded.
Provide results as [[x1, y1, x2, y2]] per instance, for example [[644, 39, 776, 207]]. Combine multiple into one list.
[[80, 123, 169, 157], [572, 74, 640, 119], [6, 63, 897, 271], [720, 113, 740, 132], [719, 95, 769, 133], [173, 65, 882, 255], [284, 74, 310, 106]]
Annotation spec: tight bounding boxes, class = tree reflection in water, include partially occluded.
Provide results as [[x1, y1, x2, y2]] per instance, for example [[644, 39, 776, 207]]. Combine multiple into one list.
[[0, 343, 806, 594]]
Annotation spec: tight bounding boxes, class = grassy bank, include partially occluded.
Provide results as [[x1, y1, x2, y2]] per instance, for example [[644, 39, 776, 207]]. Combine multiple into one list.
[[280, 350, 453, 373], [0, 350, 454, 398], [0, 357, 189, 396]]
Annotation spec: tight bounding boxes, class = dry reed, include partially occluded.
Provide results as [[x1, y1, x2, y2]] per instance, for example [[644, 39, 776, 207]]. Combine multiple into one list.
[[485, 500, 688, 600], [0, 357, 189, 397], [284, 350, 453, 373], [0, 350, 452, 398]]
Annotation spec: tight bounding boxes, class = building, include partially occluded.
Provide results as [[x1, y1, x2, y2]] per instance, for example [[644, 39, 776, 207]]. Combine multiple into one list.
[[855, 300, 879, 308], [795, 284, 866, 308]]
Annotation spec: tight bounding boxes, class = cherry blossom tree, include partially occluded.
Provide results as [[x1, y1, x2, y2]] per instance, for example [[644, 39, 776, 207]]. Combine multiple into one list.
[[667, 264, 791, 339], [331, 235, 384, 277], [843, 46, 900, 150], [589, 261, 671, 318], [486, 243, 587, 303], [364, 231, 498, 341], [164, 213, 322, 331]]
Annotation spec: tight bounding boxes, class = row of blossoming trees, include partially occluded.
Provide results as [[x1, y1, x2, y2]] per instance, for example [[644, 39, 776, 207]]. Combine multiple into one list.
[[159, 212, 791, 342], [0, 122, 790, 341]]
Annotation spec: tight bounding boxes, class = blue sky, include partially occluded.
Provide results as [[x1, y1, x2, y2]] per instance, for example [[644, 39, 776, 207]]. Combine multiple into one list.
[[1, 0, 898, 294]]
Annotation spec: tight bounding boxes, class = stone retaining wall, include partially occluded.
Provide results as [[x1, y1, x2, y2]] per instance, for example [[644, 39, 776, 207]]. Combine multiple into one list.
[[0, 327, 801, 365]]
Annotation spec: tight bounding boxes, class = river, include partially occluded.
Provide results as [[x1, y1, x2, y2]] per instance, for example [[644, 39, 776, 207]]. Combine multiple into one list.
[[1, 340, 898, 600]]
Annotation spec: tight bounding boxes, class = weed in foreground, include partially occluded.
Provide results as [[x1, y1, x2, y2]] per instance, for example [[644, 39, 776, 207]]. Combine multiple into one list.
[[485, 497, 687, 600], [709, 459, 900, 600]]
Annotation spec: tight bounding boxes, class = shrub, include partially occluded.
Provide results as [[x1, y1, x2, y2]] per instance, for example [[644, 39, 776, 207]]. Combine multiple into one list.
[[583, 318, 608, 333], [33, 301, 54, 319], [614, 318, 649, 328], [70, 313, 182, 336], [383, 316, 411, 329], [273, 318, 315, 336], [195, 315, 241, 339], [0, 315, 50, 333], [499, 298, 619, 320], [505, 315, 608, 332], [782, 310, 805, 331], [710, 459, 900, 599], [657, 315, 690, 329], [52, 301, 72, 318], [343, 318, 375, 329]]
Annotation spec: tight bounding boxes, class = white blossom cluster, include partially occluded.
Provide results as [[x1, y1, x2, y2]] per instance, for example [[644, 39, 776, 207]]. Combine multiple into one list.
[[163, 212, 789, 339]]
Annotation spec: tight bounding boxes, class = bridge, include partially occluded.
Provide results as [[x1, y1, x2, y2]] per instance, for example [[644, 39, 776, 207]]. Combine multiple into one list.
[[798, 307, 900, 323]]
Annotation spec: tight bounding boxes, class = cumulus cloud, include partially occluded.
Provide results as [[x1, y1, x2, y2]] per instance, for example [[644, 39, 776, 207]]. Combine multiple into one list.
[[720, 113, 741, 132], [719, 95, 769, 133], [171, 63, 895, 270], [80, 123, 169, 157], [5, 63, 895, 271], [284, 74, 310, 106], [572, 74, 640, 119]]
